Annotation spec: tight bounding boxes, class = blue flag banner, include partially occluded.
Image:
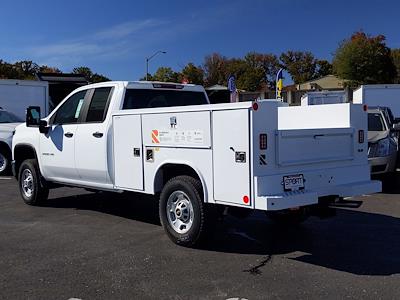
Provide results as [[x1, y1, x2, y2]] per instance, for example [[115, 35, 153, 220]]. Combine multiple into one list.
[[227, 75, 237, 103]]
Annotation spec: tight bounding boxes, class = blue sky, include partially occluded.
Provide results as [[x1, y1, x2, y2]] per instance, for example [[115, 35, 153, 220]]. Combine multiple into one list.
[[1, 0, 400, 81]]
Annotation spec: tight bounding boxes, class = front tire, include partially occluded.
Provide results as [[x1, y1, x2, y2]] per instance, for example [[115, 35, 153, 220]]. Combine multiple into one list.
[[159, 175, 213, 247], [0, 148, 11, 176], [18, 159, 49, 206]]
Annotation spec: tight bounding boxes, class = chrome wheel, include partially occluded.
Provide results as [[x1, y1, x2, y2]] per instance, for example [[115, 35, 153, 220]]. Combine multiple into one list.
[[21, 169, 34, 198], [0, 152, 6, 173], [167, 191, 194, 234]]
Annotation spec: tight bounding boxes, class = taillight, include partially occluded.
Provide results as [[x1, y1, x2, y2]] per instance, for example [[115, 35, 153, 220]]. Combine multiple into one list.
[[260, 134, 267, 149], [252, 102, 259, 111], [358, 130, 365, 143]]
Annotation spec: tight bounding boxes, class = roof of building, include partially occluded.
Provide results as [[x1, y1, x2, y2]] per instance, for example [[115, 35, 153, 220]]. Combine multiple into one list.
[[295, 75, 347, 91]]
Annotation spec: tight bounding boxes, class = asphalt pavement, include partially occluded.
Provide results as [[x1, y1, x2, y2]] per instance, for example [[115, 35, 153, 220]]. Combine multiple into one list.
[[1, 177, 400, 299]]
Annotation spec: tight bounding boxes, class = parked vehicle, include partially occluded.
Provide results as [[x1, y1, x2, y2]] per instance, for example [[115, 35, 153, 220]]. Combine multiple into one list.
[[0, 79, 50, 120], [12, 81, 381, 246], [368, 107, 399, 175], [353, 84, 400, 118], [301, 91, 346, 106], [0, 108, 23, 175]]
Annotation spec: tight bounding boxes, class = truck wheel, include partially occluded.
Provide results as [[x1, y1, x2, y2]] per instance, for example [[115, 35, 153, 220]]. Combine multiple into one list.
[[159, 175, 212, 247], [0, 148, 10, 176], [266, 208, 309, 225], [18, 159, 49, 206]]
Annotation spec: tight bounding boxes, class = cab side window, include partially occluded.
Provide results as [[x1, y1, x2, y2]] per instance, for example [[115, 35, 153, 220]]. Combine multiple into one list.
[[85, 87, 113, 123], [53, 90, 87, 124]]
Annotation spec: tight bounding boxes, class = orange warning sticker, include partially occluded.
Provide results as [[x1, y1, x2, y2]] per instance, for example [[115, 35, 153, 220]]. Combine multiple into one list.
[[151, 130, 160, 144]]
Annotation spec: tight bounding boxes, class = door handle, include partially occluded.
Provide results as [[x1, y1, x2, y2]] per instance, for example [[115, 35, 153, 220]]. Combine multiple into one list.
[[93, 132, 104, 138], [64, 132, 73, 138]]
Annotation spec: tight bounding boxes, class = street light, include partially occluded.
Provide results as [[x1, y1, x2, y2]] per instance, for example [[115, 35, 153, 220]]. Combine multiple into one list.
[[146, 50, 166, 81]]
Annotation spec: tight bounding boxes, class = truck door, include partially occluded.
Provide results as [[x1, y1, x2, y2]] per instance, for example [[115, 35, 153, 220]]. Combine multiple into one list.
[[74, 87, 114, 185], [40, 90, 87, 181], [213, 109, 251, 206], [112, 114, 144, 191]]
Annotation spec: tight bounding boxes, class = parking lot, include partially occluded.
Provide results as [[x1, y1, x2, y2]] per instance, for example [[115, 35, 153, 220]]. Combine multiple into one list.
[[0, 177, 400, 299]]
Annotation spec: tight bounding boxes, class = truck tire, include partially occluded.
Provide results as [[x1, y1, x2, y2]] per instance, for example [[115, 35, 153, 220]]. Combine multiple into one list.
[[0, 147, 11, 176], [159, 175, 213, 247], [18, 159, 49, 206], [266, 208, 309, 225]]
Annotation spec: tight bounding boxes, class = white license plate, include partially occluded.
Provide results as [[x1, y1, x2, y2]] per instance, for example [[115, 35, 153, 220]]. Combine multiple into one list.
[[283, 174, 304, 191]]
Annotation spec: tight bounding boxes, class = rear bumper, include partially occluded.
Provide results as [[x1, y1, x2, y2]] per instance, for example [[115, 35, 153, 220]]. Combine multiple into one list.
[[255, 180, 381, 211]]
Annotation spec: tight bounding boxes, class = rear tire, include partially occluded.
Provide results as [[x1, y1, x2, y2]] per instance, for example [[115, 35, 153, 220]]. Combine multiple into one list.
[[18, 159, 49, 206], [0, 147, 11, 176], [159, 175, 214, 247]]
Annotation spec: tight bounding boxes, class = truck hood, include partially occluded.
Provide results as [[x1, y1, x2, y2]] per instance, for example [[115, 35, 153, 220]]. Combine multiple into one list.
[[0, 122, 22, 133], [368, 130, 389, 143]]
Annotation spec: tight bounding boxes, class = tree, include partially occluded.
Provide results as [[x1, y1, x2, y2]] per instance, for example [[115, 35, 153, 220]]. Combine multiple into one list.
[[72, 66, 110, 83], [280, 51, 318, 84], [392, 49, 400, 84], [243, 52, 281, 89], [203, 53, 228, 86], [181, 63, 204, 85], [152, 67, 181, 82], [0, 60, 21, 79], [315, 60, 333, 78], [13, 61, 39, 79], [39, 65, 62, 73], [333, 31, 396, 85]]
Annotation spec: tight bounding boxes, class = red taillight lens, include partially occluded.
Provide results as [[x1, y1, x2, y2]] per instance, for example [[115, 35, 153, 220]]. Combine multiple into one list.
[[252, 102, 259, 111], [358, 130, 365, 143], [260, 134, 267, 149]]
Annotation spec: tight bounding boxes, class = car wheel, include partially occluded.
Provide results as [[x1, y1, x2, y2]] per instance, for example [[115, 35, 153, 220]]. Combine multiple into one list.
[[18, 159, 49, 206], [159, 175, 215, 247], [0, 148, 11, 176]]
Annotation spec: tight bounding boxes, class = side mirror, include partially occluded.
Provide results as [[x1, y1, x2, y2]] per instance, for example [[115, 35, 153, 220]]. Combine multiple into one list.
[[26, 106, 41, 127], [392, 123, 400, 132]]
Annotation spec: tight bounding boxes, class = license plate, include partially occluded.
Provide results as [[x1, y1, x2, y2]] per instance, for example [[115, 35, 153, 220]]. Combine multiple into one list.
[[283, 174, 304, 191]]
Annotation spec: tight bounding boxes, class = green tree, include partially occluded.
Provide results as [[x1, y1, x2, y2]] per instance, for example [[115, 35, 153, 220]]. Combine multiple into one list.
[[152, 67, 181, 82], [392, 48, 400, 83], [72, 66, 110, 83], [181, 63, 204, 85], [333, 31, 396, 85], [280, 51, 317, 84], [243, 52, 280, 89], [13, 61, 39, 79], [0, 60, 21, 79], [39, 65, 62, 73], [315, 60, 333, 78]]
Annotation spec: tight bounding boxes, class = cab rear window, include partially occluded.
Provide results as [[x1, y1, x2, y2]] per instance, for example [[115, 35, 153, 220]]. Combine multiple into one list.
[[123, 89, 208, 109]]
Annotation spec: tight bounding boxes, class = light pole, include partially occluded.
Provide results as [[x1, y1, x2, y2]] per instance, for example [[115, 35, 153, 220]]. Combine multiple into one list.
[[146, 50, 166, 81]]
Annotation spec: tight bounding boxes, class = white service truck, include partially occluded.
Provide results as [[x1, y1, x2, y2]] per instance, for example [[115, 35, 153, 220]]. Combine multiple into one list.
[[353, 84, 400, 118], [0, 79, 50, 120], [12, 81, 381, 246]]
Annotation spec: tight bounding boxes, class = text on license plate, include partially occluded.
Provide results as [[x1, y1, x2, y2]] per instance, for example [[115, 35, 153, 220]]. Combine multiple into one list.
[[283, 174, 304, 191]]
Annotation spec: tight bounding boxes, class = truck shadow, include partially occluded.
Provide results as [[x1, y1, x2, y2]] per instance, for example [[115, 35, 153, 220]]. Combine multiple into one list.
[[44, 191, 400, 276]]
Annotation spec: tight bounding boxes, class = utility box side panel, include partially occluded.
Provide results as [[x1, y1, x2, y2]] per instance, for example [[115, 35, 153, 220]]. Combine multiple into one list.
[[113, 114, 144, 191], [212, 109, 251, 206], [142, 111, 211, 148]]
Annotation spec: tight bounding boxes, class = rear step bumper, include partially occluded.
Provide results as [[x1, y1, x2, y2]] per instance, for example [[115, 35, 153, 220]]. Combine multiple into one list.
[[255, 180, 381, 211]]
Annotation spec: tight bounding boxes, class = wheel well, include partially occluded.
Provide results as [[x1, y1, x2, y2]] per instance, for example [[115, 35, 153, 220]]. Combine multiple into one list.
[[14, 145, 37, 177], [154, 164, 203, 194], [0, 142, 11, 158]]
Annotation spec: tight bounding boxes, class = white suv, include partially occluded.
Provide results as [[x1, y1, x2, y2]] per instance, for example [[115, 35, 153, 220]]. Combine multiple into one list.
[[0, 108, 23, 175]]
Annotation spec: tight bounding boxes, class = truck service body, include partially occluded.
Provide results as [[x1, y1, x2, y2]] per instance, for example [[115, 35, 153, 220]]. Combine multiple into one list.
[[12, 81, 381, 246]]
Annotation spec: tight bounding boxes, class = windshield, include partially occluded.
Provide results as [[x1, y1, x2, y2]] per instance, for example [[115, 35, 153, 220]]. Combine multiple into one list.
[[0, 111, 23, 123], [368, 113, 386, 131]]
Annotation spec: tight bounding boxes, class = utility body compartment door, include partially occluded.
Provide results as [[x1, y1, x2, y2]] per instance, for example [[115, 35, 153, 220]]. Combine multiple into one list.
[[212, 109, 251, 206], [113, 114, 144, 190]]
